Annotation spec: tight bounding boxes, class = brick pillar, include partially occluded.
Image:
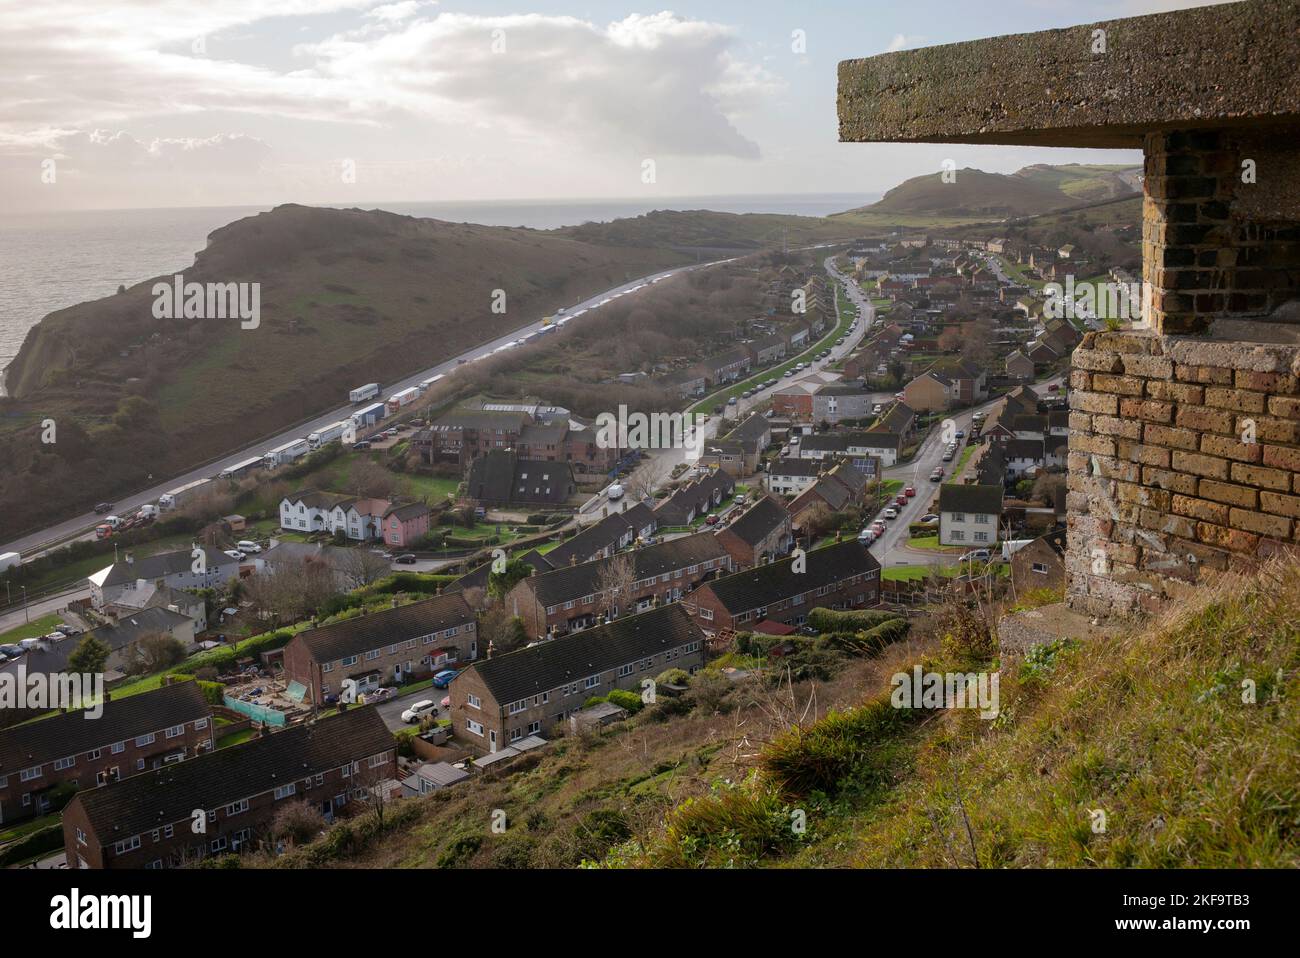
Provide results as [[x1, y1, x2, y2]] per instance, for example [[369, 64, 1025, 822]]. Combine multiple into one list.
[[1143, 128, 1300, 335]]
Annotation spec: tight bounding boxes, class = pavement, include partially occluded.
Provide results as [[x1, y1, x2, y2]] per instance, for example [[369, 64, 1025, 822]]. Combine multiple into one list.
[[0, 587, 87, 637], [374, 687, 449, 732]]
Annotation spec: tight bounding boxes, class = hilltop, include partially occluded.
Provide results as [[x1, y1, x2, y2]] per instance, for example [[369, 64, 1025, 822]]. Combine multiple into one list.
[[255, 556, 1299, 870], [835, 163, 1140, 224]]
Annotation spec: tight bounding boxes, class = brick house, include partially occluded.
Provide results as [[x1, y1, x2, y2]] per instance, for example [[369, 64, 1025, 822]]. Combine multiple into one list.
[[1010, 528, 1067, 596], [653, 471, 735, 526], [503, 531, 732, 638], [0, 681, 212, 825], [714, 496, 793, 569], [283, 594, 477, 705], [449, 604, 705, 752], [546, 503, 657, 567], [422, 408, 531, 466], [61, 707, 395, 869], [903, 370, 956, 412], [380, 502, 431, 548], [684, 539, 881, 633]]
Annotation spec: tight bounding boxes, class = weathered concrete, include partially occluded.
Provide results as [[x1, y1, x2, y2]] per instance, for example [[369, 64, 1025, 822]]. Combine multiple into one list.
[[838, 0, 1300, 149]]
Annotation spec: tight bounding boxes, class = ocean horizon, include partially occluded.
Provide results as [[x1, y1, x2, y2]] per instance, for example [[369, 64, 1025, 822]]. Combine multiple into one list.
[[0, 192, 877, 394]]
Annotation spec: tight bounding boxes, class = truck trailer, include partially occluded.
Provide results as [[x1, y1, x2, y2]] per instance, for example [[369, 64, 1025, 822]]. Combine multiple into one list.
[[351, 402, 387, 427], [349, 383, 381, 404], [264, 438, 311, 468], [308, 419, 354, 449], [219, 456, 265, 480], [158, 477, 216, 512], [418, 374, 445, 392], [386, 386, 420, 413]]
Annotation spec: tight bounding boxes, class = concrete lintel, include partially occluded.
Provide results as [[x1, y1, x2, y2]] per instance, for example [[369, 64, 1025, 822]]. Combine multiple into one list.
[[837, 0, 1300, 149]]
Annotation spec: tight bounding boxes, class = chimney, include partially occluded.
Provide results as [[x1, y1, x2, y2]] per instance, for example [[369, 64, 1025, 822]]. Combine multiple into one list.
[[486, 639, 495, 659], [391, 597, 399, 609], [570, 554, 577, 566], [125, 553, 133, 565]]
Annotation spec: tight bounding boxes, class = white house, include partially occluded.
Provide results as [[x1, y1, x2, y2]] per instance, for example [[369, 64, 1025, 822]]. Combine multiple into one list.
[[764, 458, 823, 497], [938, 484, 1004, 548], [88, 549, 241, 611]]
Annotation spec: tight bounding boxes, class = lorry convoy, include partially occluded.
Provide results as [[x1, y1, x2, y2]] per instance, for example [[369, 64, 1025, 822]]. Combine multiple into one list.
[[386, 386, 420, 413], [264, 438, 311, 468], [349, 383, 381, 403], [307, 419, 353, 449]]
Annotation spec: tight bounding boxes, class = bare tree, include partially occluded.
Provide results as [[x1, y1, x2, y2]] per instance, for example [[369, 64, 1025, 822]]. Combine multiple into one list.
[[337, 548, 392, 590], [349, 458, 401, 500], [244, 557, 338, 625], [625, 456, 672, 504], [595, 552, 637, 620]]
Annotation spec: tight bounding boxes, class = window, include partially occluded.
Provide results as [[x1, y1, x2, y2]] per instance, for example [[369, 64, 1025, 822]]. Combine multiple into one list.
[[528, 721, 541, 734], [466, 719, 484, 737], [510, 728, 523, 742], [975, 513, 990, 524], [54, 756, 75, 771], [618, 664, 633, 677], [194, 718, 208, 731], [166, 724, 185, 739], [163, 825, 174, 839], [342, 655, 359, 667], [1032, 562, 1048, 574], [952, 530, 966, 542], [584, 675, 600, 690], [274, 783, 297, 800], [322, 661, 334, 673], [114, 835, 141, 854], [508, 700, 526, 715], [136, 733, 155, 747], [226, 799, 250, 816], [365, 649, 380, 660], [368, 753, 389, 768], [87, 748, 102, 761], [952, 512, 965, 522], [19, 766, 42, 782], [700, 608, 713, 621], [210, 836, 227, 853], [974, 532, 989, 543]]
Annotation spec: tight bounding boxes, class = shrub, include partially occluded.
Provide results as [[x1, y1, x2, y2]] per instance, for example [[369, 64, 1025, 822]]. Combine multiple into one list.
[[196, 680, 226, 706], [271, 800, 327, 845], [606, 688, 644, 713], [646, 778, 798, 867], [655, 668, 690, 687], [807, 607, 903, 633], [0, 823, 65, 866], [937, 602, 997, 670]]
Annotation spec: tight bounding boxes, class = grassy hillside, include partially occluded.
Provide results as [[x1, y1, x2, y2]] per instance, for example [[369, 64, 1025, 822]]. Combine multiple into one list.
[[271, 557, 1299, 870], [836, 163, 1140, 222]]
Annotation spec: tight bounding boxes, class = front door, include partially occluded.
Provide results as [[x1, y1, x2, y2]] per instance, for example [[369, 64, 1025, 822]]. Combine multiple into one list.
[[489, 730, 497, 753]]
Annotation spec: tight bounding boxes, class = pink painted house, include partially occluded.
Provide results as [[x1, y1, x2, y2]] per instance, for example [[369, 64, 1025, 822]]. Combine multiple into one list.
[[381, 502, 431, 548]]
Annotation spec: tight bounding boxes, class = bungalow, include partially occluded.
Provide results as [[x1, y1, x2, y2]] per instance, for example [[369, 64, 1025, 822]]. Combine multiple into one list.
[[684, 539, 881, 633], [503, 532, 732, 638], [450, 604, 705, 752], [938, 484, 1004, 547], [875, 400, 917, 441], [714, 496, 793, 569], [62, 707, 395, 869], [0, 682, 211, 825], [283, 593, 478, 704], [82, 607, 198, 674]]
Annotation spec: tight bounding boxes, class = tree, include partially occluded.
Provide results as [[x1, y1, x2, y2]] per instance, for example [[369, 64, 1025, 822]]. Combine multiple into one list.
[[125, 633, 187, 675], [799, 502, 835, 541], [624, 457, 672, 503], [66, 633, 111, 675], [488, 557, 534, 599], [337, 548, 391, 590], [349, 458, 400, 500], [594, 553, 637, 621], [270, 800, 326, 846], [479, 603, 528, 653]]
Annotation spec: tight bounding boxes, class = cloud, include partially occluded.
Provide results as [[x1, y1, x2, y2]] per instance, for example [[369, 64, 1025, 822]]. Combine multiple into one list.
[[886, 34, 922, 52], [364, 1, 437, 21]]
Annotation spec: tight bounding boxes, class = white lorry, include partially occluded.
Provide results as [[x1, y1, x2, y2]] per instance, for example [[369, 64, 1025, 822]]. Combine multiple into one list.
[[158, 477, 216, 512], [349, 383, 381, 404], [264, 438, 311, 468], [307, 420, 353, 449]]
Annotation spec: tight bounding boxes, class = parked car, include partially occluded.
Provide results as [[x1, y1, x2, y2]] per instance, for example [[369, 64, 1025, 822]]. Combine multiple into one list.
[[53, 624, 82, 637], [1048, 383, 1060, 392], [223, 550, 246, 561], [394, 554, 418, 565], [432, 669, 460, 689], [93, 502, 113, 514], [895, 495, 908, 507], [727, 397, 738, 406], [401, 699, 439, 724], [236, 540, 262, 554], [966, 549, 992, 562], [365, 687, 397, 702], [783, 369, 795, 377], [705, 514, 720, 526], [352, 440, 372, 450], [955, 430, 965, 439], [942, 451, 954, 462], [919, 514, 940, 523], [0, 645, 23, 660], [857, 528, 876, 545]]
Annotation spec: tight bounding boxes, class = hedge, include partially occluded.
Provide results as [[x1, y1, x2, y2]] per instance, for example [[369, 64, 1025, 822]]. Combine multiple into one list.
[[818, 618, 909, 657], [0, 822, 65, 866], [807, 608, 903, 633], [173, 627, 296, 676], [365, 572, 455, 596]]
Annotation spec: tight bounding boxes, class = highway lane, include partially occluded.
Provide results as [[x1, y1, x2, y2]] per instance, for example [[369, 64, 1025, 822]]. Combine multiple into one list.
[[0, 257, 743, 561]]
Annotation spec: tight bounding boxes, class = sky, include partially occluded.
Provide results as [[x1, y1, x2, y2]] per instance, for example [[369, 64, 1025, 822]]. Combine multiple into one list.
[[0, 0, 1227, 212]]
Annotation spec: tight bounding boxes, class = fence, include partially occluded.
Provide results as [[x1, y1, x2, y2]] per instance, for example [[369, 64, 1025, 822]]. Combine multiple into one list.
[[222, 695, 287, 727]]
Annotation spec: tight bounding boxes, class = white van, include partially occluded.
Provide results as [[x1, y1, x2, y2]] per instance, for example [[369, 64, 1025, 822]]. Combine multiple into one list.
[[236, 540, 262, 554]]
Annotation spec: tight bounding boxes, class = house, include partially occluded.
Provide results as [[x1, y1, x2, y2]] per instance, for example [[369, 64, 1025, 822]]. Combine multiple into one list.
[[787, 462, 870, 519], [107, 580, 209, 632], [1009, 528, 1067, 596], [938, 484, 1004, 547], [545, 503, 657, 567], [466, 450, 576, 508], [82, 607, 199, 674], [875, 400, 917, 441], [1006, 349, 1035, 381], [702, 346, 754, 385], [421, 408, 532, 466], [857, 428, 903, 467], [279, 491, 355, 534], [714, 496, 794, 569], [88, 549, 241, 610], [765, 457, 824, 497], [283, 593, 478, 705], [749, 333, 788, 365], [653, 471, 735, 526], [0, 681, 212, 825], [258, 540, 366, 590], [503, 532, 732, 638], [724, 413, 773, 472], [812, 383, 875, 425], [450, 604, 706, 752], [928, 357, 989, 404], [771, 381, 819, 420], [380, 502, 431, 548], [446, 548, 554, 596], [664, 368, 708, 399], [61, 707, 395, 869], [903, 369, 956, 412], [1005, 439, 1047, 478], [697, 438, 747, 477], [401, 761, 469, 797], [684, 539, 881, 633]]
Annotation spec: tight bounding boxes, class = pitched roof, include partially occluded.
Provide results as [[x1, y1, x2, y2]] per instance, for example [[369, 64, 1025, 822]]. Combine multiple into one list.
[[432, 408, 531, 432], [726, 412, 772, 444], [447, 549, 553, 595], [383, 502, 430, 522], [292, 594, 475, 663], [769, 457, 823, 477], [464, 604, 703, 705], [939, 483, 1004, 515], [546, 504, 657, 567], [522, 532, 729, 607], [0, 681, 210, 776], [467, 450, 574, 506], [71, 707, 394, 841], [698, 540, 880, 615], [86, 606, 195, 654], [719, 496, 789, 546], [91, 549, 238, 589]]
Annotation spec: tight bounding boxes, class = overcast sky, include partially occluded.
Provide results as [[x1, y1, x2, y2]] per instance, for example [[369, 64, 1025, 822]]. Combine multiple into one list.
[[0, 0, 1225, 211]]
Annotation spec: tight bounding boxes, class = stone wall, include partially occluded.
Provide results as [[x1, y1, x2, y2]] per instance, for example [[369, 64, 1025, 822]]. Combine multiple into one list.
[[1143, 128, 1300, 334], [1066, 330, 1300, 615]]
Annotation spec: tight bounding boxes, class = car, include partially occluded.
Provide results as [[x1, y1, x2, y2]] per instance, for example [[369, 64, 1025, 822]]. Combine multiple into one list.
[[223, 550, 246, 561], [734, 494, 748, 506], [930, 468, 944, 482], [919, 514, 940, 523], [882, 507, 899, 520], [895, 495, 908, 507], [93, 502, 113, 514], [713, 404, 724, 414], [432, 669, 460, 688], [796, 362, 807, 370], [955, 430, 965, 439], [365, 687, 397, 702], [783, 369, 795, 377], [0, 645, 23, 660], [53, 624, 82, 637], [394, 554, 418, 565], [1048, 383, 1060, 392], [965, 549, 992, 562], [705, 514, 720, 526], [942, 451, 954, 462], [401, 699, 439, 723], [381, 551, 395, 560], [352, 440, 372, 450], [236, 540, 262, 554], [857, 528, 876, 544], [727, 397, 738, 406], [904, 486, 916, 498]]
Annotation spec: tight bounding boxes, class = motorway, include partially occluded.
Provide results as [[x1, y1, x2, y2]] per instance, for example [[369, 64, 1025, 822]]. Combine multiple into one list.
[[0, 258, 743, 561]]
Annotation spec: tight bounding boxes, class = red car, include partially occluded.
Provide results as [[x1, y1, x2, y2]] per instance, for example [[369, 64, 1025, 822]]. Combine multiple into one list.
[[895, 495, 908, 507], [904, 486, 916, 498]]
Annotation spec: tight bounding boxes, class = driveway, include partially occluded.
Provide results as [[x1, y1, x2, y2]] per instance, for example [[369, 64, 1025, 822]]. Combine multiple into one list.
[[374, 686, 449, 732]]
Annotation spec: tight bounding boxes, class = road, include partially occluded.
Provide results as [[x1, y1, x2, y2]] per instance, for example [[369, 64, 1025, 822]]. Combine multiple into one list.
[[0, 586, 88, 637], [578, 253, 874, 517], [0, 258, 744, 562], [871, 371, 1067, 571]]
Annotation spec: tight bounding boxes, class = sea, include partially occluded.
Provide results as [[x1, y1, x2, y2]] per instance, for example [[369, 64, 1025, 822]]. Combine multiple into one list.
[[0, 192, 876, 395]]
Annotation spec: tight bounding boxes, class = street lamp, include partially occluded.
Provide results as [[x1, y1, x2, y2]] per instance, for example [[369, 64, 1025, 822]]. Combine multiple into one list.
[[21, 585, 29, 623]]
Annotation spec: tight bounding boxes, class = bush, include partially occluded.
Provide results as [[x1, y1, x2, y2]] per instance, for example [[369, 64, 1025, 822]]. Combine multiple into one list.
[[271, 801, 327, 845], [173, 628, 295, 676], [196, 679, 226, 706], [606, 688, 644, 713], [0, 823, 65, 866], [807, 607, 903, 633], [655, 668, 690, 687]]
